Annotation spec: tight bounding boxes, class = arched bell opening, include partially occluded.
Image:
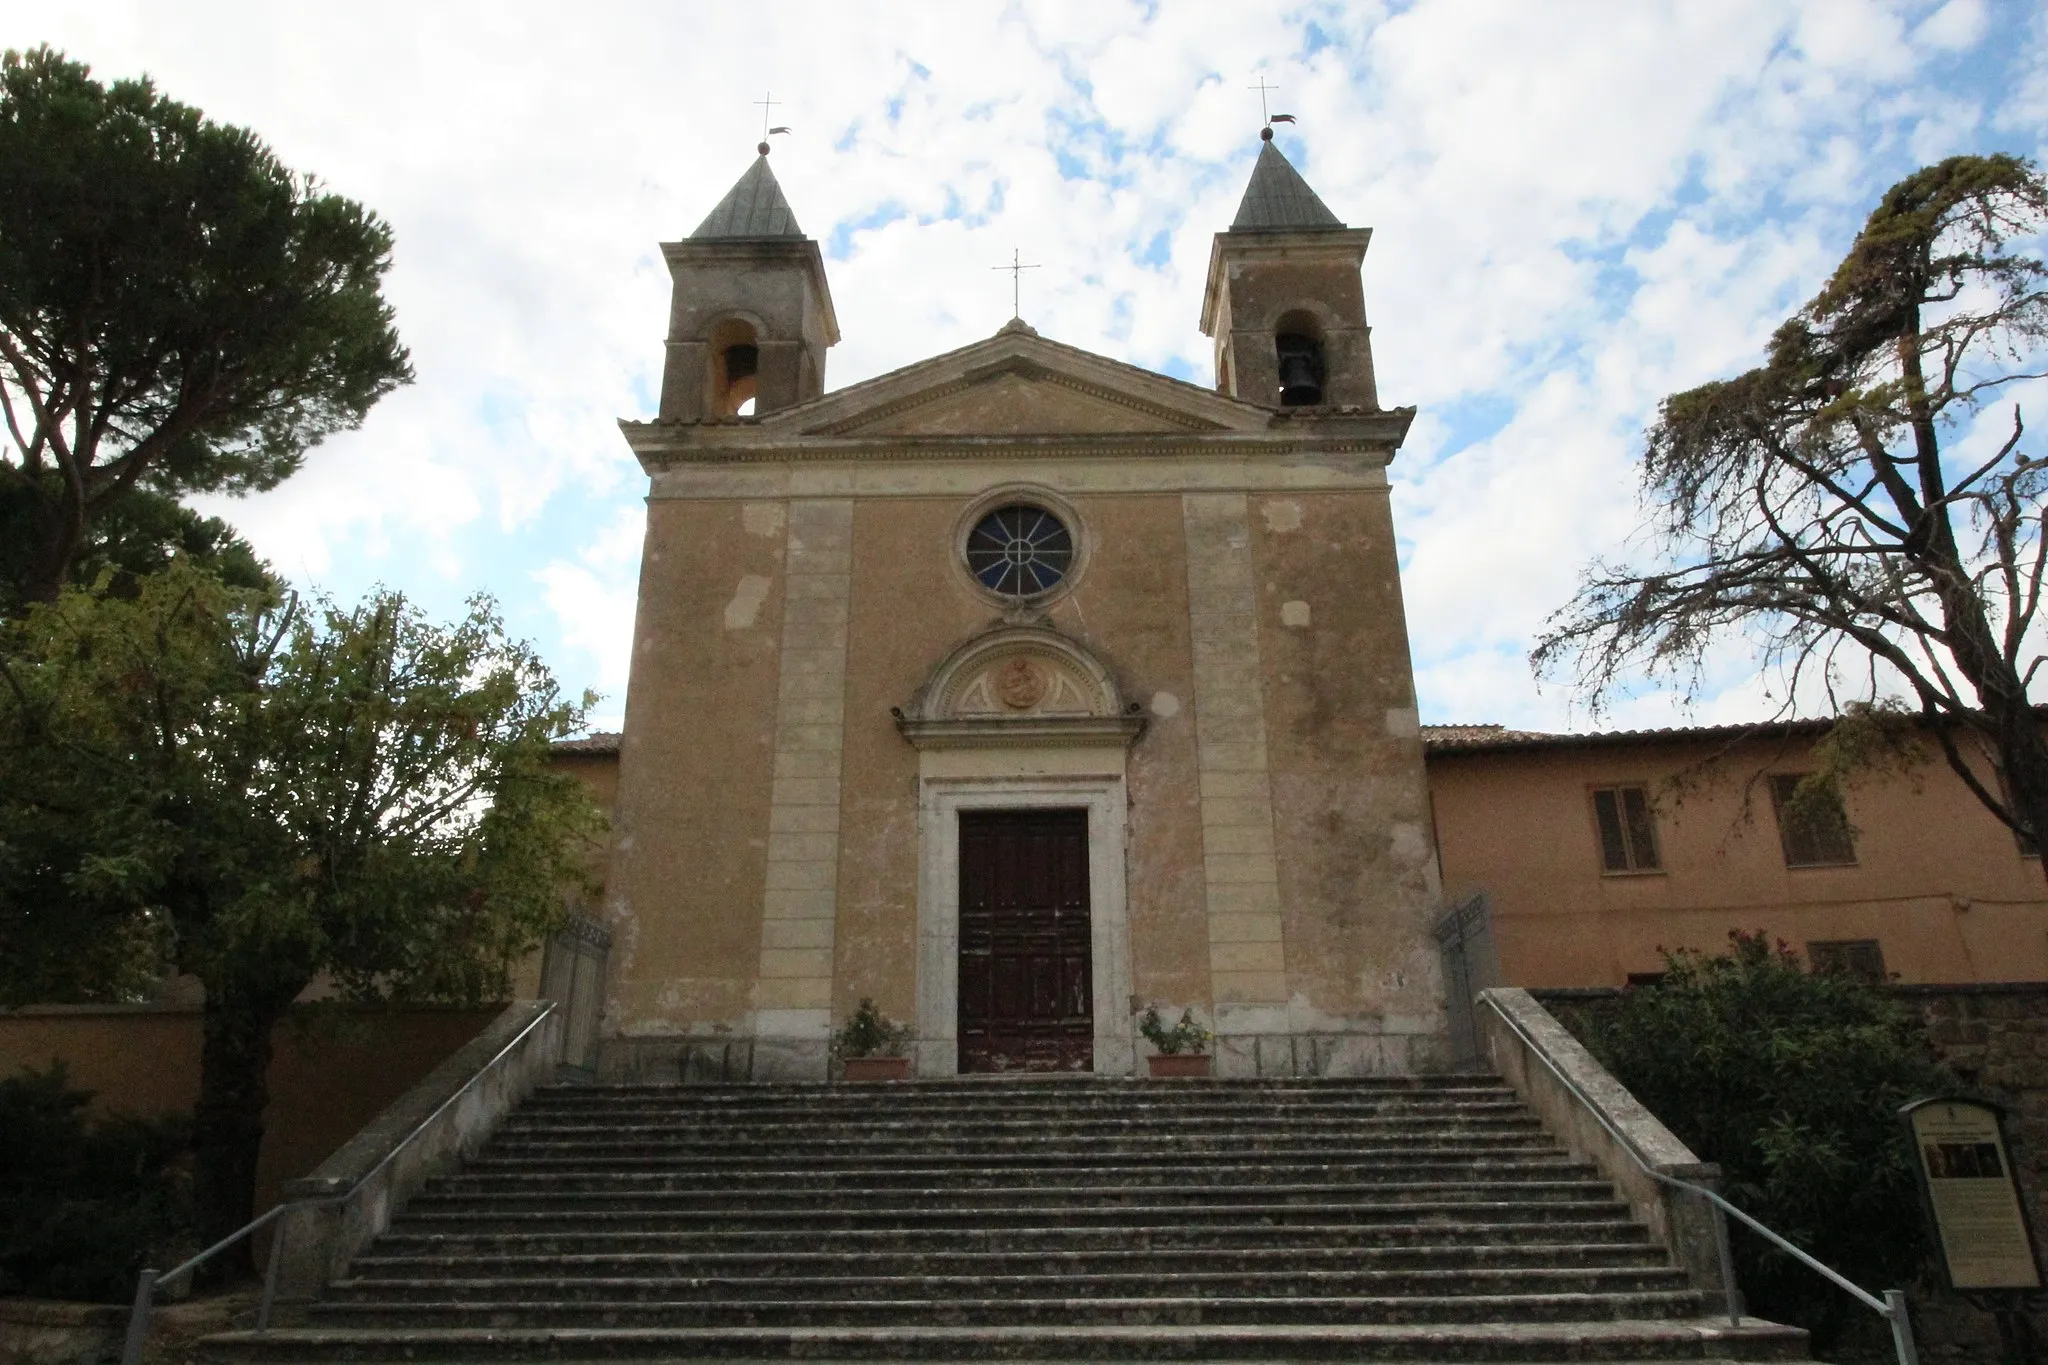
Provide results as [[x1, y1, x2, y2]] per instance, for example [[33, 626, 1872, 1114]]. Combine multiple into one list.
[[1274, 311, 1326, 408], [709, 317, 761, 417]]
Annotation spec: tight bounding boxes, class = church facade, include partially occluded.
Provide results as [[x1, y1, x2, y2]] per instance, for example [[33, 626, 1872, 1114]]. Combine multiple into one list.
[[595, 134, 1449, 1082]]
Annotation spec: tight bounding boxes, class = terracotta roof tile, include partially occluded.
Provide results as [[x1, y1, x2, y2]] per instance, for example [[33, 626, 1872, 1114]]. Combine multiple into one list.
[[551, 732, 621, 756]]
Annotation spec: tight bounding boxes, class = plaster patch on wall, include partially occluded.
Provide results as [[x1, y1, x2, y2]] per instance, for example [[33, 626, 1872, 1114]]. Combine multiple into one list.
[[741, 502, 786, 538], [1150, 691, 1181, 718], [1281, 600, 1311, 628], [1388, 821, 1429, 866], [1384, 706, 1421, 738], [724, 575, 773, 630], [1261, 500, 1303, 533]]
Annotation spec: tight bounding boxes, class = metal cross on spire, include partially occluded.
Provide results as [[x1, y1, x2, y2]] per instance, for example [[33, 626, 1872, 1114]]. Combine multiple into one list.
[[753, 90, 792, 152], [991, 247, 1040, 319], [1247, 73, 1296, 135], [1248, 75, 1278, 125]]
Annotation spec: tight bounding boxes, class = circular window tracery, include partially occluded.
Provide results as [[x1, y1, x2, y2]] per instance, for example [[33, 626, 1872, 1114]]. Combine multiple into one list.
[[964, 504, 1075, 599]]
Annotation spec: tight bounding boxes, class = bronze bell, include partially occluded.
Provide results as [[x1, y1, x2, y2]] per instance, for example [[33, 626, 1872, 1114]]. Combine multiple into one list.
[[723, 343, 759, 382], [1275, 334, 1324, 406]]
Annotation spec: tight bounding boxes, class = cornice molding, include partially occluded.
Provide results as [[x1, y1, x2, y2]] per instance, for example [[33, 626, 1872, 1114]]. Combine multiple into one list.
[[895, 714, 1148, 752], [623, 409, 1416, 470]]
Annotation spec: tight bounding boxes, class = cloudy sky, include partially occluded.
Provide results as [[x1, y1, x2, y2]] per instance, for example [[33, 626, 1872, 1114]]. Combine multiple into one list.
[[6, 0, 2045, 733]]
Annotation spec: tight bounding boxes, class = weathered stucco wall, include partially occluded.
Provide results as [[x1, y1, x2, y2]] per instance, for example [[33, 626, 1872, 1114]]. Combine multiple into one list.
[[834, 497, 988, 1026], [1429, 734, 2048, 987], [594, 470, 1445, 1078], [603, 498, 785, 1064], [1253, 488, 1442, 1070], [1059, 495, 1208, 1016]]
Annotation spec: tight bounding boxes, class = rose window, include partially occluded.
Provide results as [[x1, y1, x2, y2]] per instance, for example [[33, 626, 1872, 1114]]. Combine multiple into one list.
[[964, 505, 1075, 599]]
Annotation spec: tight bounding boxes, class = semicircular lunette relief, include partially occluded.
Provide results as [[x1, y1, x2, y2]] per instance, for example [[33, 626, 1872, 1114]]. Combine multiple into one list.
[[894, 626, 1146, 752]]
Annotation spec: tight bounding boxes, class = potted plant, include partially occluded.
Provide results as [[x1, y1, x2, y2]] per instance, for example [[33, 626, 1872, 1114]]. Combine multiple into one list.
[[1139, 1005, 1212, 1078], [834, 997, 914, 1081]]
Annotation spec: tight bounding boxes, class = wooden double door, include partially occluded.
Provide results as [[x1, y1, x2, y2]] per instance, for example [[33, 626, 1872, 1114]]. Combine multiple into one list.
[[957, 809, 1093, 1072]]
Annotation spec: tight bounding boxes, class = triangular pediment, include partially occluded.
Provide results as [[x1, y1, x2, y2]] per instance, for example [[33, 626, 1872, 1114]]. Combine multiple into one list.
[[751, 325, 1275, 439]]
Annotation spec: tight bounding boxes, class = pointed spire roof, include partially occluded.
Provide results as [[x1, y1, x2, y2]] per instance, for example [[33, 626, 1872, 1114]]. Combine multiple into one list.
[[1229, 135, 1343, 231], [692, 152, 805, 239]]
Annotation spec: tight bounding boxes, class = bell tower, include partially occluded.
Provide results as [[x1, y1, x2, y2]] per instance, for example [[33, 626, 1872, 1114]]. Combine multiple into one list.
[[657, 146, 839, 422], [1199, 129, 1379, 411]]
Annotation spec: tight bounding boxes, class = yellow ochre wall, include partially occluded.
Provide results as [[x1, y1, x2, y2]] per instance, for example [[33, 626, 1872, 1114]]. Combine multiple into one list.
[[1427, 735, 2048, 987], [0, 1005, 502, 1217]]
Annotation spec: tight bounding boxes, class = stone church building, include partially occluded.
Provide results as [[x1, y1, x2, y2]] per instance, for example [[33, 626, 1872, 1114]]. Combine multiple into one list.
[[592, 131, 1447, 1082]]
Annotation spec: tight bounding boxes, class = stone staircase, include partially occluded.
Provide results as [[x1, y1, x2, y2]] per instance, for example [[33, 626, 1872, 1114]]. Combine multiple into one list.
[[204, 1076, 1810, 1362]]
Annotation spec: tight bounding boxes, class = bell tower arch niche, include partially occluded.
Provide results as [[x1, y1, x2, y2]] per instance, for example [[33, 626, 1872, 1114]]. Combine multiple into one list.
[[1273, 309, 1327, 408], [655, 149, 838, 423], [708, 316, 761, 417], [894, 626, 1146, 1078]]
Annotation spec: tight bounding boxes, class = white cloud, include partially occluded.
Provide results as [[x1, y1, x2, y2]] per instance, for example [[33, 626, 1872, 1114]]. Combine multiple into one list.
[[1915, 0, 1990, 51]]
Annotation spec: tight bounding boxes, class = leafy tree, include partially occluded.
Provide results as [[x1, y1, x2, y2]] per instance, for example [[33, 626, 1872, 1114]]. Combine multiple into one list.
[[0, 46, 411, 607], [0, 565, 603, 1257], [1535, 156, 2048, 872], [0, 484, 272, 615], [0, 1064, 193, 1303], [1571, 931, 1958, 1346]]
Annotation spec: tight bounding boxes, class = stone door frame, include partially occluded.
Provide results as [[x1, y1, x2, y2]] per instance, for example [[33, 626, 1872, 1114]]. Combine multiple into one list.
[[915, 774, 1136, 1078]]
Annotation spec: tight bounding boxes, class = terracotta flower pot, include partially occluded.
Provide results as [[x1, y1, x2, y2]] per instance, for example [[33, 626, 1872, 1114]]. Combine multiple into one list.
[[1147, 1053, 1211, 1079], [842, 1056, 912, 1082]]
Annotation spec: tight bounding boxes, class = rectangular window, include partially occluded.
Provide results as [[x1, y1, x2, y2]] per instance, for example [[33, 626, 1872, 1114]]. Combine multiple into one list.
[[1807, 939, 1886, 983], [1769, 774, 1857, 867], [1591, 785, 1661, 872]]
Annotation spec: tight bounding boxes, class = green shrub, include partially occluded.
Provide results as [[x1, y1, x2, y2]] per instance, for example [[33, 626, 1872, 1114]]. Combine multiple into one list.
[[1138, 1006, 1211, 1056], [832, 998, 912, 1059], [1573, 930, 1957, 1347], [0, 1064, 194, 1302]]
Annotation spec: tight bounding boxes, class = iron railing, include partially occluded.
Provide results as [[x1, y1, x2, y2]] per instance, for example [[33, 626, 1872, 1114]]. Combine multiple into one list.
[[1479, 992, 1919, 1365], [120, 1001, 557, 1365]]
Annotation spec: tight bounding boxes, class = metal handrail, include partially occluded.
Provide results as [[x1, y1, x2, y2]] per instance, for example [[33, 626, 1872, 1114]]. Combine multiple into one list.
[[120, 1001, 557, 1365], [1479, 992, 1919, 1365]]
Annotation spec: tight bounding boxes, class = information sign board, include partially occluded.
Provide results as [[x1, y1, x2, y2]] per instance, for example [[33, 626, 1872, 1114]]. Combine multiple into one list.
[[1903, 1098, 2042, 1293]]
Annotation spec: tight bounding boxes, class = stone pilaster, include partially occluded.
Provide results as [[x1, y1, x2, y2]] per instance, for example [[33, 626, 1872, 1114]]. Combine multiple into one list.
[[753, 498, 853, 1079], [1181, 493, 1290, 1030]]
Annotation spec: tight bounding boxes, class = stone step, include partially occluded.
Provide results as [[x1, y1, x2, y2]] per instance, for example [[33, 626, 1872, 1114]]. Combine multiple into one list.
[[435, 1159, 1594, 1194], [492, 1113, 1546, 1139], [398, 1183, 1623, 1222], [499, 1098, 1532, 1125], [479, 1133, 1547, 1162], [323, 1264, 1695, 1305], [302, 1289, 1710, 1329], [368, 1214, 1656, 1258], [201, 1318, 1811, 1363], [347, 1240, 1675, 1280], [196, 1074, 1815, 1364], [462, 1146, 1573, 1175], [529, 1077, 1512, 1099], [383, 1201, 1645, 1238]]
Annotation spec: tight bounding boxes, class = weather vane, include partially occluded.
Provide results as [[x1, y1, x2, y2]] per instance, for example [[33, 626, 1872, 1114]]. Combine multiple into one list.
[[991, 247, 1040, 320], [754, 90, 792, 154], [1247, 74, 1296, 138]]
